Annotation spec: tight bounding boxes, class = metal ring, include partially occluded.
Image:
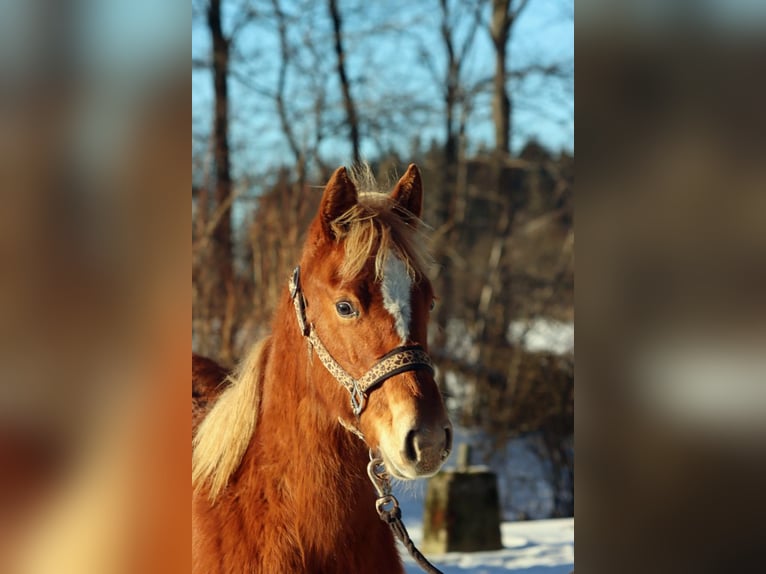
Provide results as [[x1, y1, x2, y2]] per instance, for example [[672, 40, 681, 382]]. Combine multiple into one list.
[[366, 459, 390, 497], [375, 494, 400, 517]]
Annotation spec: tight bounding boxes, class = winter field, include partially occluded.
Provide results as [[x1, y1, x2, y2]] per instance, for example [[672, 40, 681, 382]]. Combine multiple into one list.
[[395, 475, 574, 574], [400, 516, 574, 574], [394, 428, 574, 573]]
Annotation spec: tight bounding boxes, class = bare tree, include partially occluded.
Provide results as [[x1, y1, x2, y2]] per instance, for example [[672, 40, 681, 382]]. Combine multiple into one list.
[[271, 0, 307, 184], [415, 0, 485, 354], [328, 0, 361, 164], [489, 0, 532, 155], [193, 0, 258, 363], [208, 0, 237, 362], [487, 0, 574, 153], [417, 0, 483, 171]]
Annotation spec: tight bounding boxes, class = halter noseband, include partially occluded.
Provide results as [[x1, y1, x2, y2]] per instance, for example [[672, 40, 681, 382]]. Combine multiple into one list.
[[289, 266, 434, 416]]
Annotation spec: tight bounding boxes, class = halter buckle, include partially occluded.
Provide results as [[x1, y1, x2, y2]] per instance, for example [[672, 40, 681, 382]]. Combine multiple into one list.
[[289, 266, 300, 298], [290, 266, 309, 337], [350, 384, 367, 417]]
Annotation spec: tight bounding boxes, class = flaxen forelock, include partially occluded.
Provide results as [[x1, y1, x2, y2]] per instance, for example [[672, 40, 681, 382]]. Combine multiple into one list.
[[330, 171, 432, 283]]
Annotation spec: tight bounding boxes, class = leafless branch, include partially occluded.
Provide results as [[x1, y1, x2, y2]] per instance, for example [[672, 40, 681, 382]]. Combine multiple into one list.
[[228, 0, 259, 40], [193, 184, 250, 256], [193, 57, 210, 70]]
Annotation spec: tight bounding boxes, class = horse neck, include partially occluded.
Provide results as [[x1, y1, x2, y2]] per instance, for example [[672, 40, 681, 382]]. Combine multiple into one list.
[[250, 291, 376, 524], [260, 292, 356, 443]]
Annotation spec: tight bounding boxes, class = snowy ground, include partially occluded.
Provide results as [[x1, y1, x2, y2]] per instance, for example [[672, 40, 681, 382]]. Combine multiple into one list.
[[400, 517, 574, 574], [394, 479, 573, 573], [393, 429, 574, 573]]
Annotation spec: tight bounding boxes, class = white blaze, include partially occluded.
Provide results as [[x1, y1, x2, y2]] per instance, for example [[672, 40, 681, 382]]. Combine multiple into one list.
[[381, 252, 412, 343]]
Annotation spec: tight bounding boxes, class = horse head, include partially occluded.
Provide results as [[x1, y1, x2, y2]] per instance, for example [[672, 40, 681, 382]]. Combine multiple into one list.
[[295, 164, 452, 479]]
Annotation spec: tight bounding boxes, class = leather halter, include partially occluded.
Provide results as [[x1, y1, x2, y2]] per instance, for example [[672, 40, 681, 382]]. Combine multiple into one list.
[[289, 266, 434, 416]]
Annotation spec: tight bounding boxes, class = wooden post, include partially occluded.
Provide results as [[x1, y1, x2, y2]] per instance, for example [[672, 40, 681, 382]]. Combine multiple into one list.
[[422, 445, 503, 553]]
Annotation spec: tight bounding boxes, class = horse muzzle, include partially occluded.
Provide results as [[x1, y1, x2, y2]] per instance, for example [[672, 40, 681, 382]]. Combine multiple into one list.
[[381, 413, 452, 479]]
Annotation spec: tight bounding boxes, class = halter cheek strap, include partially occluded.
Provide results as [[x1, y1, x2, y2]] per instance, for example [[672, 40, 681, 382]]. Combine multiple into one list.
[[289, 266, 434, 417]]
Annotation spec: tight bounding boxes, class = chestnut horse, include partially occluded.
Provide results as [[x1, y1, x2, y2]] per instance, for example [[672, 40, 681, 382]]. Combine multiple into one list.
[[192, 165, 452, 573]]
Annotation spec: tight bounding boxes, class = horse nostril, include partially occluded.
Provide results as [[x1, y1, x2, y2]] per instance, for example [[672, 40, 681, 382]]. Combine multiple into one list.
[[404, 429, 418, 463], [443, 426, 453, 458]]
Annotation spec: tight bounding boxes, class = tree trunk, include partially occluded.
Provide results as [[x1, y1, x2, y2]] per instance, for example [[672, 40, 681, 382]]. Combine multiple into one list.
[[433, 72, 458, 353], [272, 0, 306, 186], [208, 0, 236, 362], [490, 0, 513, 156], [328, 0, 360, 164], [430, 0, 461, 354], [492, 43, 511, 155]]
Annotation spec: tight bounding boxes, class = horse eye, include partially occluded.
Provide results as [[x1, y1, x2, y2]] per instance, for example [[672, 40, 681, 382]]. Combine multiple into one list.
[[430, 299, 436, 311], [335, 301, 357, 317]]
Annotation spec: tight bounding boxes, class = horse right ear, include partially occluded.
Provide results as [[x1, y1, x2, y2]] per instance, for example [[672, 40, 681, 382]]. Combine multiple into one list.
[[317, 166, 358, 240], [391, 163, 423, 220]]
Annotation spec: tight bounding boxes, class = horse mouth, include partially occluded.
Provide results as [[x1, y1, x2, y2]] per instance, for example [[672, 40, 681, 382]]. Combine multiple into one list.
[[381, 451, 442, 481], [380, 452, 416, 480]]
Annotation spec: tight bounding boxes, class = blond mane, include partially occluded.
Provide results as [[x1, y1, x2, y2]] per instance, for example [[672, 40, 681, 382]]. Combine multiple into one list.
[[192, 336, 272, 500]]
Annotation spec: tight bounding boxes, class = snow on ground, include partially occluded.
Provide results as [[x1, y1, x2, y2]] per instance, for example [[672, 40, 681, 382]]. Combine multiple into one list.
[[439, 317, 574, 360], [394, 478, 573, 573], [391, 427, 574, 573], [399, 517, 574, 574], [507, 318, 574, 355]]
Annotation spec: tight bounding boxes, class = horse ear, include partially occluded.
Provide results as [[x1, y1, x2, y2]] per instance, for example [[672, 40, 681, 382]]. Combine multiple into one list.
[[391, 163, 423, 219], [319, 166, 358, 239]]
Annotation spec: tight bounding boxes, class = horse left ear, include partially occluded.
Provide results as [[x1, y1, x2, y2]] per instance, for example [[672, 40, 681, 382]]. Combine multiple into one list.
[[391, 163, 423, 219], [318, 166, 358, 240]]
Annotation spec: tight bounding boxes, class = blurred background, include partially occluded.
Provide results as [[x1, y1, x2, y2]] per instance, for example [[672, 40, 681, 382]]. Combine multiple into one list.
[[191, 0, 575, 522]]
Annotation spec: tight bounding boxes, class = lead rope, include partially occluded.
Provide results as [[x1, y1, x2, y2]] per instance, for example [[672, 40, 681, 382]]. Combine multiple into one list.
[[367, 451, 445, 574]]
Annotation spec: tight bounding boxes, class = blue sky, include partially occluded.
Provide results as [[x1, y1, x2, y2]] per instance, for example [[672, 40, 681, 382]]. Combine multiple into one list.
[[192, 0, 573, 179]]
